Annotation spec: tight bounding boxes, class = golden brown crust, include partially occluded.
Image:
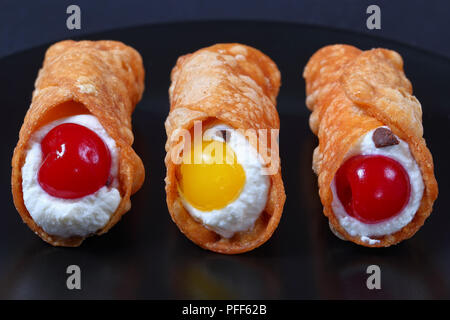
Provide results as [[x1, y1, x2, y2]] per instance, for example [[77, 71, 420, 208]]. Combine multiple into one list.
[[11, 40, 145, 247], [165, 43, 285, 254], [303, 44, 438, 247]]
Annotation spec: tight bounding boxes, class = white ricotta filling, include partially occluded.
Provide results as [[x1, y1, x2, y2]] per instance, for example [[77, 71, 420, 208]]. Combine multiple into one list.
[[22, 114, 121, 238], [331, 126, 424, 243], [180, 124, 270, 238]]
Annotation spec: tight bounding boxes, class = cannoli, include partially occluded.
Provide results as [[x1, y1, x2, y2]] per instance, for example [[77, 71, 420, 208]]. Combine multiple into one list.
[[303, 44, 438, 247], [165, 43, 285, 254], [11, 40, 145, 247]]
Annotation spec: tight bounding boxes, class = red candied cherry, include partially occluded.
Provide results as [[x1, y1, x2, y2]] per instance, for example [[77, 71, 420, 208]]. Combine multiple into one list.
[[335, 155, 411, 224], [38, 123, 111, 199]]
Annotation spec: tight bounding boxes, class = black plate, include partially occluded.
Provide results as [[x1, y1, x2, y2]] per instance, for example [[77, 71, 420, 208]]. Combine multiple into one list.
[[0, 21, 449, 299]]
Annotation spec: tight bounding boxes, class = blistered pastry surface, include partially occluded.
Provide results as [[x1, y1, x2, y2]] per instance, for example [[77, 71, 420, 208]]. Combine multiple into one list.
[[165, 43, 285, 254], [303, 44, 438, 247], [11, 40, 145, 246]]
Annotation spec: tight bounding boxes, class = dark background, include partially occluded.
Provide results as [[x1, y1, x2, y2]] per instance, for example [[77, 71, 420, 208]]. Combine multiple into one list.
[[1, 0, 449, 59]]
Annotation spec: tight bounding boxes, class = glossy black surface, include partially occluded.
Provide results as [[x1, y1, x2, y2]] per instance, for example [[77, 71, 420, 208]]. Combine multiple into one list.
[[0, 22, 448, 299]]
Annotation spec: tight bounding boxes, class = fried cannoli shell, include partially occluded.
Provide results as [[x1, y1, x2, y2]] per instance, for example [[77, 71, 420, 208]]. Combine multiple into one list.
[[165, 43, 285, 254], [303, 44, 438, 247], [11, 40, 145, 247]]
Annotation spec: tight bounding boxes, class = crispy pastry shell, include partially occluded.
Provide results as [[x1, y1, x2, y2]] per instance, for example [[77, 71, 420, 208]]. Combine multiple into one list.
[[165, 43, 285, 254], [11, 40, 145, 246], [303, 44, 438, 247]]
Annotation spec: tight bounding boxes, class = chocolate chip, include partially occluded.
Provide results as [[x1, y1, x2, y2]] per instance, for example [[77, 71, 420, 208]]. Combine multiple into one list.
[[106, 176, 112, 187], [217, 129, 230, 142], [372, 127, 399, 148]]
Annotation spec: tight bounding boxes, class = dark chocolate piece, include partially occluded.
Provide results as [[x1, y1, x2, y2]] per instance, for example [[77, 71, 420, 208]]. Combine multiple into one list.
[[217, 129, 230, 142], [372, 127, 399, 148], [106, 176, 112, 187]]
